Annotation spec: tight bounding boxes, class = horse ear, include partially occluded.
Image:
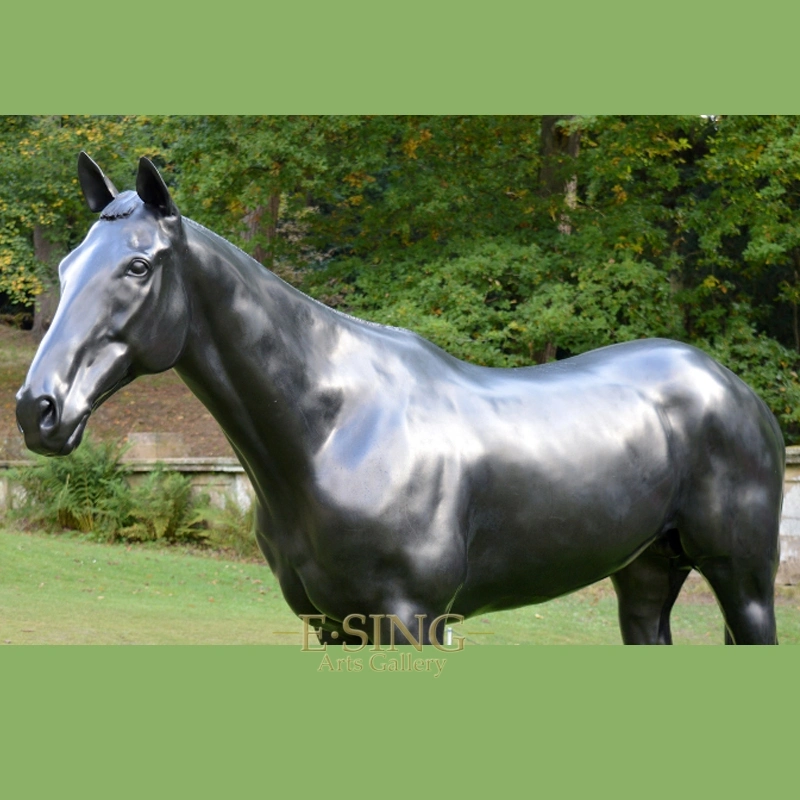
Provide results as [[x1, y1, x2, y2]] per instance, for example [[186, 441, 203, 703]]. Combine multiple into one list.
[[136, 157, 179, 217], [78, 152, 119, 213]]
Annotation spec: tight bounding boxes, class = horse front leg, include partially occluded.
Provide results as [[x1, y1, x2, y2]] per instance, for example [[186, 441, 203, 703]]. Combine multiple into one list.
[[610, 537, 692, 644], [253, 505, 350, 644]]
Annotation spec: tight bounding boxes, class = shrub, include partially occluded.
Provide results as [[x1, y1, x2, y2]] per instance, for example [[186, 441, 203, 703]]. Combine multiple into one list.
[[204, 499, 259, 560], [8, 437, 132, 537], [119, 469, 211, 545], [7, 437, 215, 545]]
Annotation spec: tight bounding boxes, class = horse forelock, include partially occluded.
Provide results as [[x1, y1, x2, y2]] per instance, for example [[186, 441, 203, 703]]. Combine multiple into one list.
[[99, 191, 140, 221]]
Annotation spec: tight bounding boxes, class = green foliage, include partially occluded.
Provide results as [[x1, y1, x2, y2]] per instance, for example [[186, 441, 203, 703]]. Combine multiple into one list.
[[203, 500, 260, 560], [8, 438, 216, 546], [8, 438, 131, 536], [159, 115, 546, 268], [0, 222, 40, 305], [160, 115, 348, 267], [120, 469, 211, 545], [308, 241, 684, 367], [0, 115, 163, 303], [332, 242, 549, 366], [686, 115, 800, 350]]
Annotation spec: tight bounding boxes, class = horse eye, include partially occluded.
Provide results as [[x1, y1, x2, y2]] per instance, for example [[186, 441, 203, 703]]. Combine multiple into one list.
[[126, 259, 150, 278]]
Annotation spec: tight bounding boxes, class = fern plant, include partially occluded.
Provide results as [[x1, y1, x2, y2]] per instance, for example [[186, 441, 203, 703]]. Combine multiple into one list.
[[7, 439, 212, 545], [7, 437, 133, 537], [204, 498, 259, 559], [120, 469, 211, 544]]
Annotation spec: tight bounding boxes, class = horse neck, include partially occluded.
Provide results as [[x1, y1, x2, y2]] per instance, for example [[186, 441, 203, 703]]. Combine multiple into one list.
[[173, 219, 345, 498]]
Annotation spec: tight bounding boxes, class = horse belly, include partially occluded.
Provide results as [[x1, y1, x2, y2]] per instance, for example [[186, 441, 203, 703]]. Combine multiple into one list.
[[458, 408, 677, 612]]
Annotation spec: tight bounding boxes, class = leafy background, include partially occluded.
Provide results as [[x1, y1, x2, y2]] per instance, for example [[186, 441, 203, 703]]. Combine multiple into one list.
[[4, 115, 800, 439]]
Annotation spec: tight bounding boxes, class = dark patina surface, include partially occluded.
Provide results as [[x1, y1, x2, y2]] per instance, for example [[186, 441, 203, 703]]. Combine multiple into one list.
[[16, 154, 785, 644]]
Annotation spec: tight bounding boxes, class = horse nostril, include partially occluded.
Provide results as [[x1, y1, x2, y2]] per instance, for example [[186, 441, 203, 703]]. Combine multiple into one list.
[[38, 396, 58, 430]]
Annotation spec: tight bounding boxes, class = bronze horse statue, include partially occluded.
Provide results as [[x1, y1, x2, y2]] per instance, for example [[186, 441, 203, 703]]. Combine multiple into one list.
[[16, 154, 784, 645]]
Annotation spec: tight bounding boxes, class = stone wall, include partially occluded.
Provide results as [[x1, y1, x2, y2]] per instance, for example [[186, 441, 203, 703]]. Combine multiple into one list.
[[779, 446, 800, 583], [125, 457, 253, 509], [0, 457, 253, 514]]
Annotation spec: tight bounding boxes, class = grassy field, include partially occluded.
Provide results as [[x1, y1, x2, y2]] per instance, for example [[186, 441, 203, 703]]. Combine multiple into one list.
[[4, 527, 800, 645], [1, 528, 300, 645]]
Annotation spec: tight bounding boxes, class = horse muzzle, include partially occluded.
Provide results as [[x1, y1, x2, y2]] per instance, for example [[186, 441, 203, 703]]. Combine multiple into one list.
[[15, 386, 90, 456]]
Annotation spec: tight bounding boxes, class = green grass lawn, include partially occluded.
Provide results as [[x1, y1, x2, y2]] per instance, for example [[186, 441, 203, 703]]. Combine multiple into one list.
[[1, 528, 299, 644], [3, 528, 799, 645]]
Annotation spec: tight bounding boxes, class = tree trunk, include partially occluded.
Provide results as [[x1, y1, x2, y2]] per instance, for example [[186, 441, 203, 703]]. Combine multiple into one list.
[[539, 115, 580, 199], [793, 259, 800, 353], [31, 225, 61, 340], [533, 116, 581, 362], [531, 341, 557, 365], [242, 193, 280, 267]]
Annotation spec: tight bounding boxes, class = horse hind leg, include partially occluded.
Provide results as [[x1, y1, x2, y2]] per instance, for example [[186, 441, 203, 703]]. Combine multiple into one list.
[[610, 533, 693, 645], [677, 463, 781, 644], [694, 557, 778, 645]]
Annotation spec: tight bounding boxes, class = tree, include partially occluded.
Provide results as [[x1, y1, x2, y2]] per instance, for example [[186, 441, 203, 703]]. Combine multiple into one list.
[[687, 116, 800, 348], [0, 115, 158, 333]]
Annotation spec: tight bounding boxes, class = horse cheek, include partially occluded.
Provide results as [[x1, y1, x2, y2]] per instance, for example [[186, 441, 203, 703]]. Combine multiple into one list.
[[130, 277, 188, 373]]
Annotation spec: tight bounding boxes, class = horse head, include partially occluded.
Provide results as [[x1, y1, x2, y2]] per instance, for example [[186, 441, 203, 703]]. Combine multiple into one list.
[[16, 153, 190, 456]]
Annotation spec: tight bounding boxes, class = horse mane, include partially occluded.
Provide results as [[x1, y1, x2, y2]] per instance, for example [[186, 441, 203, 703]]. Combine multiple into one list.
[[100, 191, 140, 221]]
